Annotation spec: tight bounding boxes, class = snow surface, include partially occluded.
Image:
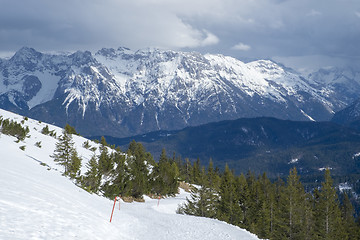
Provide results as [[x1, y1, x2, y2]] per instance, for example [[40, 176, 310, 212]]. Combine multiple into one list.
[[288, 158, 299, 164], [0, 109, 260, 240]]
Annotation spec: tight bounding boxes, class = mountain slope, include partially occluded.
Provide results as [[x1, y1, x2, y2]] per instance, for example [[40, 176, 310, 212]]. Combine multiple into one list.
[[308, 66, 360, 110], [0, 109, 259, 240], [332, 98, 360, 129], [0, 47, 353, 137]]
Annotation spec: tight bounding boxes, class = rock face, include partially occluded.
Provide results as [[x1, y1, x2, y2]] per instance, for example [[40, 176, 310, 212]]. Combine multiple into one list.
[[0, 47, 358, 137]]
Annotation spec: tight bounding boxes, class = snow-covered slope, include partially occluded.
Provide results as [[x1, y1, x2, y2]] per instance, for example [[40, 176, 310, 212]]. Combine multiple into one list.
[[0, 109, 259, 240], [0, 47, 357, 137]]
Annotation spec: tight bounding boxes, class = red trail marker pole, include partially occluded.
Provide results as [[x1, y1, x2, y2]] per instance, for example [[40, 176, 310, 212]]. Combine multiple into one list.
[[109, 197, 118, 223], [157, 195, 161, 207]]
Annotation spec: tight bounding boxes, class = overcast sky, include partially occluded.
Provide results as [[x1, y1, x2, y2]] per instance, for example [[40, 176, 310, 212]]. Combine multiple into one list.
[[0, 0, 359, 72]]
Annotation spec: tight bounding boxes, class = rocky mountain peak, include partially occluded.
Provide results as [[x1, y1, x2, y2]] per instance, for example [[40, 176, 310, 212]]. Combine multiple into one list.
[[69, 50, 96, 67], [8, 47, 43, 71], [11, 47, 42, 60]]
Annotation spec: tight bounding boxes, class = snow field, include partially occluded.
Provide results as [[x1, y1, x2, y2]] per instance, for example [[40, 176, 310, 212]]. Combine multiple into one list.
[[0, 109, 260, 240]]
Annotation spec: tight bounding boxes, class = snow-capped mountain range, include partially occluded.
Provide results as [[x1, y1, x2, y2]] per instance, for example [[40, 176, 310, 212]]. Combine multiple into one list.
[[0, 47, 359, 137]]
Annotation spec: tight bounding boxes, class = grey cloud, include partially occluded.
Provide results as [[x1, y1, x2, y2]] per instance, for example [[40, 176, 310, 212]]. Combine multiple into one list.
[[0, 0, 359, 70]]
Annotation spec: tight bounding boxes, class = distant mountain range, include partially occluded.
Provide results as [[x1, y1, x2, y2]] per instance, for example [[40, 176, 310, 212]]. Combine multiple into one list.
[[96, 117, 360, 178], [0, 47, 360, 137]]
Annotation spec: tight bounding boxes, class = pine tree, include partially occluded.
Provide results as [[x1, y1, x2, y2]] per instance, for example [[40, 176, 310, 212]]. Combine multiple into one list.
[[191, 158, 201, 184], [245, 171, 263, 234], [235, 173, 250, 229], [64, 123, 79, 135], [151, 149, 179, 196], [303, 192, 315, 240], [98, 136, 114, 176], [271, 177, 288, 240], [254, 173, 275, 239], [340, 192, 358, 240], [168, 161, 180, 195], [102, 150, 130, 198], [178, 167, 217, 218], [284, 168, 307, 240], [127, 140, 152, 199], [68, 149, 81, 180], [151, 149, 168, 195], [51, 130, 80, 177], [207, 158, 220, 191], [183, 158, 192, 182], [82, 154, 101, 193], [218, 164, 237, 224], [313, 169, 344, 239]]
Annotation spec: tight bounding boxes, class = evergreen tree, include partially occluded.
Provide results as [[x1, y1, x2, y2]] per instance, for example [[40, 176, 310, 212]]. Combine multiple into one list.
[[313, 169, 344, 239], [82, 154, 101, 193], [41, 125, 50, 135], [102, 150, 130, 198], [183, 158, 192, 183], [340, 192, 358, 240], [271, 177, 287, 240], [235, 173, 251, 228], [64, 123, 79, 135], [151, 149, 179, 196], [178, 167, 217, 218], [98, 136, 113, 176], [151, 149, 169, 195], [51, 130, 81, 177], [283, 168, 307, 240], [127, 140, 152, 199], [68, 149, 81, 180], [207, 158, 220, 191], [303, 192, 315, 240], [254, 173, 275, 239], [245, 171, 263, 234], [168, 161, 180, 195], [217, 164, 238, 224], [191, 158, 201, 184]]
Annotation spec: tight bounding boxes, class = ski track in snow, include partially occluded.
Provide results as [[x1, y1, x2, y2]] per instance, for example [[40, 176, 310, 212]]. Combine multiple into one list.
[[0, 109, 260, 240]]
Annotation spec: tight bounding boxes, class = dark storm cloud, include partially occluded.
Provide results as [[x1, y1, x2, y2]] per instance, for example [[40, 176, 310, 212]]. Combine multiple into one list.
[[0, 0, 359, 69], [0, 0, 219, 53]]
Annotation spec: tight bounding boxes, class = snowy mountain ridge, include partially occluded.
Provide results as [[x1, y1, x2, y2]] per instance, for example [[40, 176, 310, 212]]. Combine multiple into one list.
[[0, 47, 359, 137], [0, 108, 260, 240]]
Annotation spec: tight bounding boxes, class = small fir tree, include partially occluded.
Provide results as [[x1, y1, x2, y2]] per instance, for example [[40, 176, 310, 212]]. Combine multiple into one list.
[[51, 130, 80, 176]]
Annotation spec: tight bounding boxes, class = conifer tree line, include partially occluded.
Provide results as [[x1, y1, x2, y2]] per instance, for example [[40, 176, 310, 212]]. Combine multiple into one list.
[[51, 125, 180, 200], [177, 164, 360, 240], [80, 138, 180, 200]]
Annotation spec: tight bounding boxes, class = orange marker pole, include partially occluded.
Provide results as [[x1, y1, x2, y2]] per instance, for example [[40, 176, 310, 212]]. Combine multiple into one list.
[[110, 197, 117, 223], [157, 195, 161, 207]]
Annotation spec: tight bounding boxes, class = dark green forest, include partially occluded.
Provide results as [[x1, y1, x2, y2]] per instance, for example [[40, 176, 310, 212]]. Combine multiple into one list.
[[178, 163, 360, 239]]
